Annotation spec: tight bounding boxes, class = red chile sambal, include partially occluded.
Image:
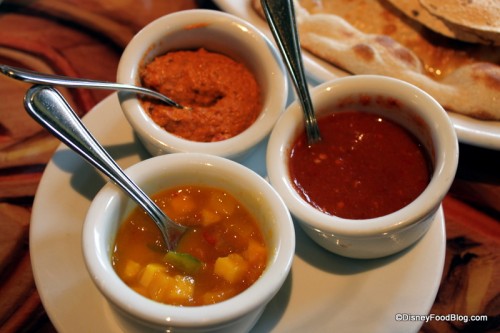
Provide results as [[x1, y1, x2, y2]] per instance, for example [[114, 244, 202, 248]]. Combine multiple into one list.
[[140, 48, 262, 142], [289, 111, 432, 219]]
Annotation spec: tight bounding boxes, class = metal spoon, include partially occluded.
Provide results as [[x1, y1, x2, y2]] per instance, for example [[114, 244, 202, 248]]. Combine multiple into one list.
[[24, 85, 186, 251], [261, 0, 321, 144], [1, 64, 186, 109]]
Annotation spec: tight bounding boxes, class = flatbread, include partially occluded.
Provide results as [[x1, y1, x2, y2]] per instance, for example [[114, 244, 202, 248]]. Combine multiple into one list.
[[253, 0, 500, 120], [420, 0, 500, 45], [385, 0, 500, 45]]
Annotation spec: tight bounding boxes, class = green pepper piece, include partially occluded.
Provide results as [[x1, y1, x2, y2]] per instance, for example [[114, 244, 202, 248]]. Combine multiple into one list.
[[164, 251, 202, 274]]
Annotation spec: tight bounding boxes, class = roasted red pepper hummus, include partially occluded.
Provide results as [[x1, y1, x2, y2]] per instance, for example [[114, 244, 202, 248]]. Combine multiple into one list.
[[140, 48, 262, 142]]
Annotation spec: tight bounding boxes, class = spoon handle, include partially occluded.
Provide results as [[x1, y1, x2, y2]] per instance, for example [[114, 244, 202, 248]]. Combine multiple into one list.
[[261, 0, 321, 144], [1, 64, 184, 109], [24, 85, 184, 250]]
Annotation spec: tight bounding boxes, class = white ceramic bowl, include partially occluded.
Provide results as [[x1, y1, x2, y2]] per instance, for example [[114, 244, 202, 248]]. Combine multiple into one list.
[[117, 9, 288, 160], [82, 153, 295, 332], [267, 75, 458, 259]]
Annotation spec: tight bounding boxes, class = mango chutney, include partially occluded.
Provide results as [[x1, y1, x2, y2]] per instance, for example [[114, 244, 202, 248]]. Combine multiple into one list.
[[112, 185, 267, 306]]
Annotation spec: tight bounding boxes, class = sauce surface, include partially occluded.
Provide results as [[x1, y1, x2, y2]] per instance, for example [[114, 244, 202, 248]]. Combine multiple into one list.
[[289, 111, 431, 219], [140, 48, 262, 142], [112, 185, 267, 306]]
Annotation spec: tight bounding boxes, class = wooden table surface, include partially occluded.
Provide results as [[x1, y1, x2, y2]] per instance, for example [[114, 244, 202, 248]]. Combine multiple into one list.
[[0, 1, 498, 332]]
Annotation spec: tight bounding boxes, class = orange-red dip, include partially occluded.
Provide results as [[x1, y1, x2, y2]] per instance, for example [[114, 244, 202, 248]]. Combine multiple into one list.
[[140, 48, 262, 142], [289, 111, 432, 219]]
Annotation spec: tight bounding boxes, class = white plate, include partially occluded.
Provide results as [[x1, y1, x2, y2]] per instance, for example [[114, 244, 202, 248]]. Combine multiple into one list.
[[213, 0, 500, 150], [30, 93, 445, 333]]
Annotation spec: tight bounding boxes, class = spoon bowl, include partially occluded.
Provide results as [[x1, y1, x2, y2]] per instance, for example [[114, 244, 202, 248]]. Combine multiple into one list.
[[23, 85, 185, 250]]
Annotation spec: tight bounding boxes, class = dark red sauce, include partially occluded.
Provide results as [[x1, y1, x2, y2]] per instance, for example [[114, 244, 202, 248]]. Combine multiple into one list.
[[289, 111, 432, 219]]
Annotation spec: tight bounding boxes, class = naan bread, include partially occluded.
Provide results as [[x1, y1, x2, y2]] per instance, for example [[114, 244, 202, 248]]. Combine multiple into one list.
[[253, 0, 500, 120], [420, 0, 500, 45], [386, 0, 500, 45]]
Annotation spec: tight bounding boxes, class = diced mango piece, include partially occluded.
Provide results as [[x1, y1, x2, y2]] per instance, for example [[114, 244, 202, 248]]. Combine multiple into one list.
[[139, 263, 195, 304], [168, 275, 195, 302], [214, 253, 249, 283], [139, 263, 165, 288], [148, 271, 175, 301], [201, 208, 221, 226], [243, 240, 267, 265], [122, 260, 142, 281]]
